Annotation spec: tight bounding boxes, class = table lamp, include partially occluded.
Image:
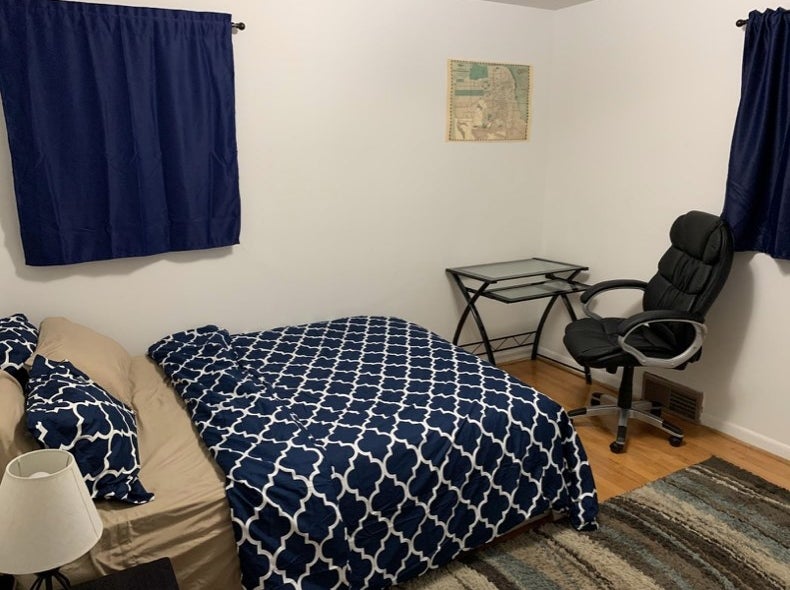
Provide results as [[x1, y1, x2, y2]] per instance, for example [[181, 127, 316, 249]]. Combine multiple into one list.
[[0, 449, 103, 590]]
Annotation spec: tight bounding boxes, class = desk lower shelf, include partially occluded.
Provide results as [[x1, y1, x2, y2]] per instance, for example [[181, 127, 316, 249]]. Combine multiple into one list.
[[457, 329, 537, 358]]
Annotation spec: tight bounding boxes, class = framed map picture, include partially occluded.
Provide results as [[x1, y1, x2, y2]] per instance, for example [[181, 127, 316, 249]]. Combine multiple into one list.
[[447, 59, 532, 141]]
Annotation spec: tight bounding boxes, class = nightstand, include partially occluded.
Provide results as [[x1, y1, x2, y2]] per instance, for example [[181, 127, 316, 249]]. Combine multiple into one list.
[[71, 558, 179, 590]]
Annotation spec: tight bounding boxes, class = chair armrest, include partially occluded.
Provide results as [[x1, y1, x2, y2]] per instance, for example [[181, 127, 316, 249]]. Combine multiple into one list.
[[616, 310, 707, 369], [581, 279, 648, 320]]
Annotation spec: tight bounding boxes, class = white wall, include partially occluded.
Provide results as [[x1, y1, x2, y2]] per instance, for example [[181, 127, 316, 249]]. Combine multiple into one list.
[[540, 0, 790, 457], [0, 0, 553, 352]]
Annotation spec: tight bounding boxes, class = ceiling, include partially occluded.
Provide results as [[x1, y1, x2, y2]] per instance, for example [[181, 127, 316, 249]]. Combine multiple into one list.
[[481, 0, 595, 9]]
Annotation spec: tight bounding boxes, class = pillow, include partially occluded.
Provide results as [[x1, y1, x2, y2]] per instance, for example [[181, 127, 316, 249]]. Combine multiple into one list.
[[25, 356, 154, 504], [0, 313, 37, 373], [34, 317, 134, 406], [0, 371, 39, 476]]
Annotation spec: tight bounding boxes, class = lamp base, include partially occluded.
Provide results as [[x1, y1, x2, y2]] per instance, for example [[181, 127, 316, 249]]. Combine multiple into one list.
[[30, 569, 71, 590]]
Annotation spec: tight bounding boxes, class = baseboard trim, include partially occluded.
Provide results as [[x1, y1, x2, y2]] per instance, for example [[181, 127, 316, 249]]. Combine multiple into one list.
[[700, 416, 790, 460]]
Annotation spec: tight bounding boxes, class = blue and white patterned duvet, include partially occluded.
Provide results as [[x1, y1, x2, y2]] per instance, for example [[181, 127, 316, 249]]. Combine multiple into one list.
[[149, 316, 598, 590]]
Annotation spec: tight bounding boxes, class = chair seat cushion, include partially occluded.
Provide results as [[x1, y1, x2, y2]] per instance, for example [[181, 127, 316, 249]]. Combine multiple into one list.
[[563, 317, 680, 368]]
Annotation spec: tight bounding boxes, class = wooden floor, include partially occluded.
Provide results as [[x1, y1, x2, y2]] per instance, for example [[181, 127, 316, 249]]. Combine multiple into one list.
[[501, 358, 790, 501]]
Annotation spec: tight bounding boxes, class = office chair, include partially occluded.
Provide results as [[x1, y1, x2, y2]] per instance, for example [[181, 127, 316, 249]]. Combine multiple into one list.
[[563, 210, 733, 453]]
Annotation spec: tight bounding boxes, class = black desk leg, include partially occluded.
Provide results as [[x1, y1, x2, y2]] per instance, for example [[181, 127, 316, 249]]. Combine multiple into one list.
[[533, 270, 583, 362], [449, 274, 495, 364], [532, 293, 561, 361], [558, 294, 592, 384]]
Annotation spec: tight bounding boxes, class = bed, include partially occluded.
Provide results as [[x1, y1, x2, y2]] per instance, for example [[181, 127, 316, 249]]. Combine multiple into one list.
[[0, 314, 598, 590], [0, 316, 240, 590]]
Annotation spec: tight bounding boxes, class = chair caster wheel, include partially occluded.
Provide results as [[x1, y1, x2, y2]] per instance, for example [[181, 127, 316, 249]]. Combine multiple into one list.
[[669, 436, 683, 447], [609, 441, 625, 454]]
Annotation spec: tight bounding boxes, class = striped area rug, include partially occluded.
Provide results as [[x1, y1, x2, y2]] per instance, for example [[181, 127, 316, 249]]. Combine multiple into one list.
[[400, 457, 789, 589]]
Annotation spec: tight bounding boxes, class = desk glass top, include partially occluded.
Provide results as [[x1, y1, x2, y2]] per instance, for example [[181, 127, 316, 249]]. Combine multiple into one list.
[[446, 258, 587, 282]]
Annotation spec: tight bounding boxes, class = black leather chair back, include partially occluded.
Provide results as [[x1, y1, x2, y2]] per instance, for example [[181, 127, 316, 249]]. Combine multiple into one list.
[[642, 211, 734, 349]]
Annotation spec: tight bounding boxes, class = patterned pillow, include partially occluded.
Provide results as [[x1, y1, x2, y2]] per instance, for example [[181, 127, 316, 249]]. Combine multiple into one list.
[[0, 313, 37, 373], [25, 356, 154, 504]]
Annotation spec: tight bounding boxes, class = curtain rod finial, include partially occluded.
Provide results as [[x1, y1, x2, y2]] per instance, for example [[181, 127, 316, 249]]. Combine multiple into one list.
[[736, 18, 748, 27], [232, 22, 245, 31]]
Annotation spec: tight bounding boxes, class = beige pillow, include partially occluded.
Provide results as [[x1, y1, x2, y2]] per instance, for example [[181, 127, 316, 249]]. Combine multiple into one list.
[[0, 372, 39, 475], [33, 317, 134, 406]]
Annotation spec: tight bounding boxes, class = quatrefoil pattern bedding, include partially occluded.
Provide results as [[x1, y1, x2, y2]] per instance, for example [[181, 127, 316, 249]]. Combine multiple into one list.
[[149, 316, 598, 590], [0, 313, 37, 372], [25, 356, 154, 504]]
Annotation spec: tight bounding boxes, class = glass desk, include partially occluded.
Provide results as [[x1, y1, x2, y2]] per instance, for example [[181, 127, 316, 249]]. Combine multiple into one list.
[[446, 257, 591, 381]]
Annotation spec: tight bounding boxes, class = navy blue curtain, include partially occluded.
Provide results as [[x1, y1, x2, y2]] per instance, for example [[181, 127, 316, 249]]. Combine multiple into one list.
[[0, 0, 240, 266], [722, 8, 790, 260]]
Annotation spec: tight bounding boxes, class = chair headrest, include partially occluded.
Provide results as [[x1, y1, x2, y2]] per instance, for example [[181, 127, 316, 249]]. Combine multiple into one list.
[[669, 210, 727, 264]]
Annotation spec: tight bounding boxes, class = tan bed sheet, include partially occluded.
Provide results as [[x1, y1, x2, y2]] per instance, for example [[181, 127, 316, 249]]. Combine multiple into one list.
[[20, 356, 243, 590]]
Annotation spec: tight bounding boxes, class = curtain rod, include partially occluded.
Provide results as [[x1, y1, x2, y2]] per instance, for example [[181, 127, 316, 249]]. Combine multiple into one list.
[[736, 18, 748, 27], [231, 22, 245, 31]]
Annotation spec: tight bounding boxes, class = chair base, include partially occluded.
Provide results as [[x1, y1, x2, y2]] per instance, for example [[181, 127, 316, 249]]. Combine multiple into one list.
[[568, 366, 684, 453], [568, 400, 684, 453]]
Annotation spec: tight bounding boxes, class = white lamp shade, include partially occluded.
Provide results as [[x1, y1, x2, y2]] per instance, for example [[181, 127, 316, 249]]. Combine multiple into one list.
[[0, 449, 103, 575]]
